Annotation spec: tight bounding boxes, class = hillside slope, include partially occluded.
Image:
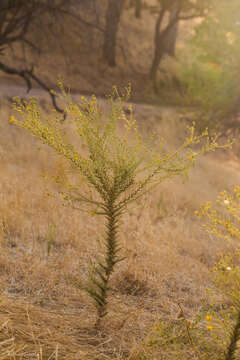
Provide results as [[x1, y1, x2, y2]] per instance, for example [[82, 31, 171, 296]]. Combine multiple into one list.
[[0, 2, 197, 104]]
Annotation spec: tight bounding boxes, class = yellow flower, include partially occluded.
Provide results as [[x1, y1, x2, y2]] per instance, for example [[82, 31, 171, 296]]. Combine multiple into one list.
[[206, 325, 212, 331], [9, 115, 15, 123], [206, 315, 212, 321], [49, 89, 55, 95]]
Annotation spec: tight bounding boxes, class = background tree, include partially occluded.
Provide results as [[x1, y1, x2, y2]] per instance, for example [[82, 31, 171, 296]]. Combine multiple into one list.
[[149, 0, 210, 93], [0, 0, 72, 113], [178, 0, 240, 131], [103, 0, 125, 67], [165, 4, 179, 56], [135, 0, 142, 18]]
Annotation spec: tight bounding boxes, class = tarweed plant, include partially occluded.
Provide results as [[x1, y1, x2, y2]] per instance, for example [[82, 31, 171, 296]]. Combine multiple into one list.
[[10, 84, 231, 327], [141, 305, 234, 360], [196, 186, 240, 360]]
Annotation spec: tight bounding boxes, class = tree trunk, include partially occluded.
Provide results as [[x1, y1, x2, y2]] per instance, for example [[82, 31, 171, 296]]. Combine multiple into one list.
[[149, 7, 166, 89], [0, 0, 9, 39], [103, 0, 125, 67], [165, 5, 179, 56], [135, 0, 142, 18], [150, 46, 165, 92], [149, 3, 179, 92]]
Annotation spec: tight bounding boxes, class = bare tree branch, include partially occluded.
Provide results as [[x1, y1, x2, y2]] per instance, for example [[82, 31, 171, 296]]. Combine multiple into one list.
[[48, 6, 105, 32], [0, 61, 65, 118]]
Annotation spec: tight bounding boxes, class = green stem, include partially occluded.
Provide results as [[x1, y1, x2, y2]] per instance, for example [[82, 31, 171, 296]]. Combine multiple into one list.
[[224, 307, 240, 360], [94, 194, 121, 328]]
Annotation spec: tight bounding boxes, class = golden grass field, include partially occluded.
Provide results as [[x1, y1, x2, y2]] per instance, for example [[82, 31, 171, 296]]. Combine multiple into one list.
[[0, 91, 239, 359]]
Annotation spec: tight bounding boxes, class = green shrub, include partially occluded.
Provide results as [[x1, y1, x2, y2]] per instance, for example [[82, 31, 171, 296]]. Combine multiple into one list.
[[177, 51, 240, 132], [176, 0, 240, 132]]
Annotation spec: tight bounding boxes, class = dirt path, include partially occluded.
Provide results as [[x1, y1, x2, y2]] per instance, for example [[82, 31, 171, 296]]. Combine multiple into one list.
[[0, 81, 185, 127], [0, 80, 193, 113], [0, 82, 50, 99]]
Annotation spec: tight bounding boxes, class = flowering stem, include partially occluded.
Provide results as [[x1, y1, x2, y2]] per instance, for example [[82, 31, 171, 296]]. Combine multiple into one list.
[[224, 306, 240, 360], [177, 303, 202, 360]]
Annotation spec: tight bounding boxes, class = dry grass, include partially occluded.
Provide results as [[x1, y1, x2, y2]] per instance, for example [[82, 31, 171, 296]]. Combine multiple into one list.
[[0, 94, 239, 359]]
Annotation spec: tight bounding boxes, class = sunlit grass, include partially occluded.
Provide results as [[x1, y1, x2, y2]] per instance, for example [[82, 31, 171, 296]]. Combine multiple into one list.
[[0, 94, 239, 358]]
